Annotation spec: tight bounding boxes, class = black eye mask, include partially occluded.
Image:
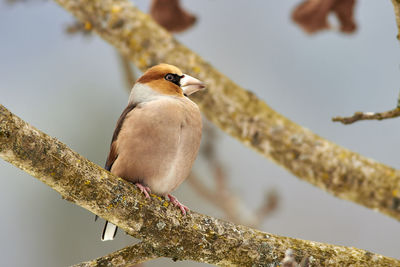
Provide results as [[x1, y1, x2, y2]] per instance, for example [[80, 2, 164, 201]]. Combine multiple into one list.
[[164, 73, 184, 86]]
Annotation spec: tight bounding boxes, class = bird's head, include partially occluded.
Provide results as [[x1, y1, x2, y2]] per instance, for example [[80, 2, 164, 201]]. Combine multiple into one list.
[[135, 64, 205, 98]]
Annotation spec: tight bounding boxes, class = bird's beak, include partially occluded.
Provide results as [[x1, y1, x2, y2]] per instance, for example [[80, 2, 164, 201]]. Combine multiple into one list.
[[181, 74, 206, 96]]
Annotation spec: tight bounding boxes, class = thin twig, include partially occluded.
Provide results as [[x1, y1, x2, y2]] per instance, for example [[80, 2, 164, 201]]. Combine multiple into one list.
[[187, 173, 240, 222], [65, 20, 93, 35], [189, 122, 278, 227], [332, 108, 400, 124], [252, 190, 279, 226], [188, 169, 279, 227], [70, 242, 158, 267], [118, 53, 136, 91], [397, 90, 400, 108]]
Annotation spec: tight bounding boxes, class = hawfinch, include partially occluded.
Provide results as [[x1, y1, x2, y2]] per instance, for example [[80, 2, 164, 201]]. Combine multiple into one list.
[[101, 64, 205, 241]]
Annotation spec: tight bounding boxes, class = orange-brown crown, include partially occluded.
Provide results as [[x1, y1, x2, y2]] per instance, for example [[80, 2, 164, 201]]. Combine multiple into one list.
[[137, 64, 184, 96]]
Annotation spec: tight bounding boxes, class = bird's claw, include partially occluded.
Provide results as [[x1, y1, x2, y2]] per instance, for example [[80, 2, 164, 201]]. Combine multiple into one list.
[[135, 183, 151, 198], [168, 194, 189, 215]]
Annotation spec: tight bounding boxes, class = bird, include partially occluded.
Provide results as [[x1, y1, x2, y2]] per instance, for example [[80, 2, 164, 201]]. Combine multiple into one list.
[[100, 63, 205, 241]]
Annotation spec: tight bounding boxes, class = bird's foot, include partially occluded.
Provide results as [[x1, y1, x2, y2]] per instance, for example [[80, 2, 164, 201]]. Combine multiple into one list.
[[168, 194, 189, 215], [135, 183, 151, 198]]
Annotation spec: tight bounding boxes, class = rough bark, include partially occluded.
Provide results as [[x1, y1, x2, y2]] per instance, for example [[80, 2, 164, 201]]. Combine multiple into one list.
[[51, 0, 400, 222], [1, 104, 399, 266], [70, 242, 158, 267], [392, 0, 400, 40]]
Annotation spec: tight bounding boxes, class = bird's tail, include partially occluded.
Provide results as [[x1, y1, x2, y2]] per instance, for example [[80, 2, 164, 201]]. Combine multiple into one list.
[[101, 221, 118, 241]]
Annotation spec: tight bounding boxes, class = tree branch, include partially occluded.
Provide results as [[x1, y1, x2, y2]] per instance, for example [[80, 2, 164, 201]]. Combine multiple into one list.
[[332, 108, 400, 124], [391, 0, 400, 40], [51, 0, 400, 222], [118, 52, 136, 91], [1, 104, 399, 266], [188, 172, 278, 228], [187, 172, 241, 223], [190, 121, 278, 228], [332, 91, 400, 124], [70, 242, 158, 267]]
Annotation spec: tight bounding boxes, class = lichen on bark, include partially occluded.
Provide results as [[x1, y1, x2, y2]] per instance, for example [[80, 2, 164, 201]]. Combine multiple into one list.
[[1, 104, 399, 266], [391, 0, 400, 40], [71, 242, 158, 267], [52, 0, 400, 222]]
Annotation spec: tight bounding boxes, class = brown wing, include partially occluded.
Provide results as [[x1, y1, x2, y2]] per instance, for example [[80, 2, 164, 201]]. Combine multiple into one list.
[[105, 104, 136, 171]]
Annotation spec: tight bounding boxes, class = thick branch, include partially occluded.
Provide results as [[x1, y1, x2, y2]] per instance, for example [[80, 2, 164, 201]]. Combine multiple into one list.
[[51, 0, 400, 221], [391, 0, 400, 40], [1, 105, 398, 266], [71, 242, 158, 267], [332, 108, 400, 124]]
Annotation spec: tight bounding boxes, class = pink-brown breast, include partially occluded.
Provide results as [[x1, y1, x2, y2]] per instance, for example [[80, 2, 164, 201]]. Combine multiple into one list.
[[110, 96, 202, 195]]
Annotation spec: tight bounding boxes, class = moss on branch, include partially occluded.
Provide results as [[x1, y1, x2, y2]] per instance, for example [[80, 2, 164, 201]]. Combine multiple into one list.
[[70, 242, 158, 267], [1, 105, 399, 266], [51, 0, 400, 222], [391, 0, 400, 40]]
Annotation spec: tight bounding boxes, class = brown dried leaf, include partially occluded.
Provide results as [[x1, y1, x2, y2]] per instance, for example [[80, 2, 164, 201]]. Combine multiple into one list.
[[332, 0, 357, 33], [150, 0, 197, 33], [292, 0, 357, 34]]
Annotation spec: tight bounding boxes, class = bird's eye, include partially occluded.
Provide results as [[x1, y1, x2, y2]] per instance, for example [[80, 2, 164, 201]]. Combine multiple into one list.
[[165, 74, 174, 81], [165, 73, 182, 86]]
